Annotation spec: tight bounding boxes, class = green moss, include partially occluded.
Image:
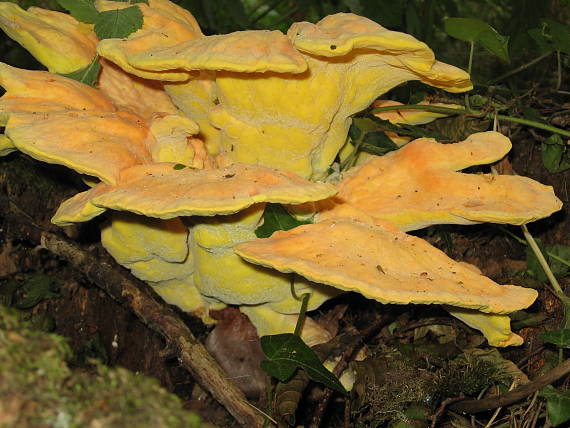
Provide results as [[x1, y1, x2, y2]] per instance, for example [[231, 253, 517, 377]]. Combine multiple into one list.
[[0, 304, 209, 428]]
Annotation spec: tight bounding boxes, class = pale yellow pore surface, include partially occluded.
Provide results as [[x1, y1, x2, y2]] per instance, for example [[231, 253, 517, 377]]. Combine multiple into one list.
[[322, 132, 562, 231], [372, 100, 462, 126], [0, 3, 96, 74], [235, 218, 538, 314], [100, 212, 194, 283], [191, 205, 337, 309], [446, 307, 524, 347], [92, 163, 337, 218], [0, 134, 16, 156]]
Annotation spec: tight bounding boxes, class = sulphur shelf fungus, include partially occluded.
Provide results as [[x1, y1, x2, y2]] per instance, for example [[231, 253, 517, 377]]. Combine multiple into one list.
[[0, 0, 562, 348]]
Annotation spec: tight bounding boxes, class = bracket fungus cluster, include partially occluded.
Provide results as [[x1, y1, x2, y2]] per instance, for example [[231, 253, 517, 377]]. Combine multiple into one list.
[[0, 0, 562, 347]]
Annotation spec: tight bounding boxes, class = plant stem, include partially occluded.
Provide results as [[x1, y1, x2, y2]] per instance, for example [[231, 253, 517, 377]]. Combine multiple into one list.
[[487, 51, 553, 85], [369, 105, 570, 138], [290, 275, 311, 336], [465, 40, 475, 111], [520, 224, 564, 297]]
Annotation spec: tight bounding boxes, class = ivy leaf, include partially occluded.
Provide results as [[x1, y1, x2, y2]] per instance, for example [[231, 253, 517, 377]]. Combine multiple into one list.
[[94, 6, 143, 40], [255, 204, 312, 238], [260, 359, 297, 382], [543, 19, 570, 55], [445, 18, 510, 62], [541, 385, 570, 426], [56, 0, 99, 23], [260, 333, 347, 395], [540, 329, 570, 348], [542, 134, 570, 173], [59, 58, 101, 87]]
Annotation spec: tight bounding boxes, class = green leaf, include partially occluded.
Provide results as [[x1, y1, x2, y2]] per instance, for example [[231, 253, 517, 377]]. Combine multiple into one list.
[[358, 0, 405, 29], [444, 18, 510, 62], [94, 6, 143, 40], [59, 58, 101, 87], [255, 204, 312, 238], [14, 274, 59, 310], [541, 385, 570, 426], [260, 359, 297, 382], [444, 17, 496, 42], [540, 329, 570, 348], [542, 134, 570, 173], [477, 30, 510, 62], [544, 19, 570, 54], [56, 0, 99, 24], [528, 28, 554, 55], [548, 245, 570, 277], [360, 131, 399, 156], [261, 333, 347, 394]]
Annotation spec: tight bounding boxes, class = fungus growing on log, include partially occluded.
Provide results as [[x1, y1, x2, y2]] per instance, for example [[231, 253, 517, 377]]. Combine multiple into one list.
[[0, 0, 562, 347]]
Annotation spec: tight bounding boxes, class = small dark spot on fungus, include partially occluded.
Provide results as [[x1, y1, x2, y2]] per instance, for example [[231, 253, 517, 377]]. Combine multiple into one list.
[[330, 44, 337, 50], [224, 173, 235, 179], [420, 272, 428, 277], [376, 264, 385, 274]]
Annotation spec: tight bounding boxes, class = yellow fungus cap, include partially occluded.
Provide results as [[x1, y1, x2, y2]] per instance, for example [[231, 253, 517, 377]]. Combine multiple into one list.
[[98, 59, 180, 120], [288, 13, 472, 92], [91, 163, 337, 218], [6, 110, 151, 185], [121, 30, 308, 75], [96, 0, 203, 81], [322, 132, 562, 231], [0, 3, 97, 74], [235, 218, 538, 314]]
